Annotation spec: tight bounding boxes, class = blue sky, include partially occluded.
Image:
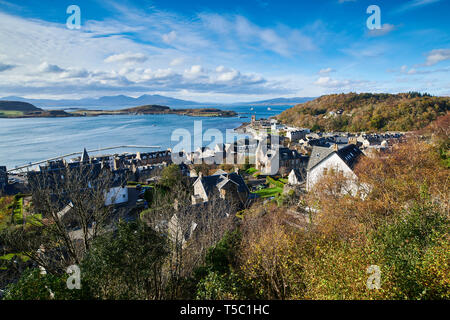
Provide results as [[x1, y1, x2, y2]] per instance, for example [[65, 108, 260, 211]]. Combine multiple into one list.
[[0, 0, 449, 102]]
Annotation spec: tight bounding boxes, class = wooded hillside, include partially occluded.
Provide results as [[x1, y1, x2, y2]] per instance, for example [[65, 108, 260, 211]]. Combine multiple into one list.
[[277, 92, 450, 132]]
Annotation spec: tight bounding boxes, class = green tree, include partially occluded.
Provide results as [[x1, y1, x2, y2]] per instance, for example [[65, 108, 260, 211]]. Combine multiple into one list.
[[81, 220, 169, 300], [3, 268, 84, 300], [160, 164, 183, 188]]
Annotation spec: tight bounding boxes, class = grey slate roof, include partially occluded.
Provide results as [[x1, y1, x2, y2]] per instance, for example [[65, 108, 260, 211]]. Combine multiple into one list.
[[336, 144, 363, 169], [199, 172, 249, 195], [307, 146, 334, 171], [307, 144, 363, 171], [279, 148, 304, 161]]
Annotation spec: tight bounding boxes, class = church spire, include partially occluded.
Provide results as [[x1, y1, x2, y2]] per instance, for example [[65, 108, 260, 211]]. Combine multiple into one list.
[[81, 148, 90, 163]]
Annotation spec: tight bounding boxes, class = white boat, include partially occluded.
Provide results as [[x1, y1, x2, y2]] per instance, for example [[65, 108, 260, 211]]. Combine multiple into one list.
[[250, 107, 254, 111], [267, 107, 272, 111]]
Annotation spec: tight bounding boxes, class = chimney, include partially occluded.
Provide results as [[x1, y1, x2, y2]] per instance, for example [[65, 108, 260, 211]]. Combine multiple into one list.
[[198, 171, 203, 178], [332, 143, 339, 151]]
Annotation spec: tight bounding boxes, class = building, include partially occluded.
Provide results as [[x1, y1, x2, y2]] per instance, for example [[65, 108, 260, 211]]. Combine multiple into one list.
[[256, 139, 308, 176], [286, 129, 309, 143], [306, 144, 363, 193], [288, 168, 305, 186], [105, 184, 129, 206], [0, 166, 7, 191], [191, 169, 250, 207]]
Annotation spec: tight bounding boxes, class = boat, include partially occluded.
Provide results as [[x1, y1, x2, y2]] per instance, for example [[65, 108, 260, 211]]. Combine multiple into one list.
[[267, 107, 272, 111]]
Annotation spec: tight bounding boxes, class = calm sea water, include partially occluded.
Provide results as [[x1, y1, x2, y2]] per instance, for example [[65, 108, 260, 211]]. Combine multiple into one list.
[[0, 105, 291, 169]]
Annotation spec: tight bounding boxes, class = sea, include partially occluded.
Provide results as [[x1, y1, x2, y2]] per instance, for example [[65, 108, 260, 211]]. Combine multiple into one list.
[[0, 105, 291, 170]]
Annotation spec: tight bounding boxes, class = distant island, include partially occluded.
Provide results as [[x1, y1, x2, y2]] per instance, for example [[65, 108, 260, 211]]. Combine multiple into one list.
[[0, 101, 237, 118]]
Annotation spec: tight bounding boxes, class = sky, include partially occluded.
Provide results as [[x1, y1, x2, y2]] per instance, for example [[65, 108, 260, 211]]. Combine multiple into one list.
[[0, 0, 449, 103]]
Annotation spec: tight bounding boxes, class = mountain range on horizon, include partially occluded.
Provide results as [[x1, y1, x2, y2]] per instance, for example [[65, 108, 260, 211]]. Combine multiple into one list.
[[0, 94, 315, 109]]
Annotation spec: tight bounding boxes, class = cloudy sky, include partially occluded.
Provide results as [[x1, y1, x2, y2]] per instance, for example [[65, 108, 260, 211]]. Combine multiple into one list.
[[0, 0, 449, 102]]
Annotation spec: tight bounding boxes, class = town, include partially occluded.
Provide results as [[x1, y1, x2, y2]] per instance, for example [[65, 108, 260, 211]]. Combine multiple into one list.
[[0, 117, 406, 211]]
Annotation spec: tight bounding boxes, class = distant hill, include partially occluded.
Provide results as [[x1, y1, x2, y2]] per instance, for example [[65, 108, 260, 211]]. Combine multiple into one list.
[[123, 105, 171, 113], [277, 92, 450, 132], [0, 95, 316, 109], [234, 97, 316, 106], [0, 94, 201, 109], [0, 101, 42, 112], [0, 100, 71, 118]]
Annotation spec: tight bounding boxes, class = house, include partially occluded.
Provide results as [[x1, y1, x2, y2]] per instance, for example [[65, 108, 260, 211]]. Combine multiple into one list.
[[288, 168, 305, 185], [191, 169, 250, 207], [306, 144, 363, 193], [105, 185, 129, 206], [256, 139, 308, 176], [286, 129, 309, 143], [28, 151, 131, 208]]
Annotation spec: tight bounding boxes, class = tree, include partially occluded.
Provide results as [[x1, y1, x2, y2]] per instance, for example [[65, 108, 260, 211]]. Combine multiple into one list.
[[81, 220, 169, 300], [3, 268, 83, 300], [160, 164, 183, 188], [240, 210, 305, 299], [0, 164, 125, 273], [141, 178, 236, 299]]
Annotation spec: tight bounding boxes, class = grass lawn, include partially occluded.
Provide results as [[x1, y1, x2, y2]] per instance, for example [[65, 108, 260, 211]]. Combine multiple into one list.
[[0, 196, 14, 230], [12, 197, 24, 224], [0, 110, 24, 117], [252, 187, 283, 198], [0, 253, 30, 269], [245, 167, 258, 174]]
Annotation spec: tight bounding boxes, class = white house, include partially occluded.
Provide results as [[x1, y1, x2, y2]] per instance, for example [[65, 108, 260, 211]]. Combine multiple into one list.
[[105, 186, 129, 206], [306, 144, 363, 193], [288, 168, 304, 185]]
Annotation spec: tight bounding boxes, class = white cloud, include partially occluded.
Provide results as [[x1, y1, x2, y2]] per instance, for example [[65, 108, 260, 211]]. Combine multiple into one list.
[[318, 68, 335, 75], [313, 76, 371, 90], [396, 0, 442, 12], [217, 69, 240, 82], [184, 65, 205, 79], [199, 14, 316, 57], [169, 58, 184, 66], [104, 52, 148, 65], [424, 49, 450, 66], [367, 24, 397, 37], [162, 31, 177, 44], [389, 64, 450, 75], [37, 62, 65, 73]]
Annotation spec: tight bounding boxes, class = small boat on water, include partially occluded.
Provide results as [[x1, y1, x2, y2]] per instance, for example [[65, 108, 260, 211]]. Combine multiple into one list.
[[267, 107, 272, 111], [250, 107, 254, 111]]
